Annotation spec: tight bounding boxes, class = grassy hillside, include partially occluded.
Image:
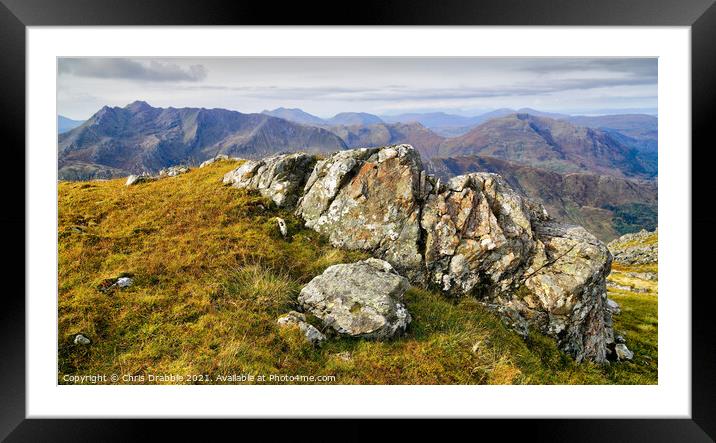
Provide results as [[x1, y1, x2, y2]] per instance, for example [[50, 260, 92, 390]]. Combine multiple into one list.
[[58, 161, 657, 384]]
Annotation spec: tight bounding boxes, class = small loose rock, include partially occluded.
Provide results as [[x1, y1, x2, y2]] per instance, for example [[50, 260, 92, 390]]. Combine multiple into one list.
[[606, 298, 621, 315], [615, 343, 634, 361], [74, 334, 91, 345], [116, 277, 133, 288], [277, 311, 326, 346], [276, 217, 288, 237], [125, 175, 156, 186]]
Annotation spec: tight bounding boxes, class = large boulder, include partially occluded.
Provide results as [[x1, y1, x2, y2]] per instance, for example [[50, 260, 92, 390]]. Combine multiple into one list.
[[223, 153, 317, 207], [298, 258, 412, 339], [296, 145, 428, 280]]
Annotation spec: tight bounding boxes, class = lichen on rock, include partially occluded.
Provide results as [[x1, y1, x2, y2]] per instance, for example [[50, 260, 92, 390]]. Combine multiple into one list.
[[296, 145, 426, 281], [298, 258, 412, 339]]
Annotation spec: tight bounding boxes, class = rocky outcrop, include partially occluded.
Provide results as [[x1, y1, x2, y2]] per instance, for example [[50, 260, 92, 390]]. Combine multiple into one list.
[[227, 145, 615, 362], [298, 258, 411, 339], [159, 165, 189, 177], [126, 165, 189, 186], [223, 153, 317, 208], [608, 229, 658, 265], [422, 173, 613, 362]]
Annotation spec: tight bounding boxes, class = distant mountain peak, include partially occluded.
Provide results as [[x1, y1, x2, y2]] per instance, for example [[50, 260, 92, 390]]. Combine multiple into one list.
[[58, 104, 347, 180], [125, 100, 153, 112], [262, 107, 325, 125], [327, 112, 383, 126]]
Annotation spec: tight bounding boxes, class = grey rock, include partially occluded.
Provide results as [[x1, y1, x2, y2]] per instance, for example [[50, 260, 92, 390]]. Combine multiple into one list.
[[520, 221, 613, 363], [276, 217, 288, 237], [606, 298, 621, 315], [199, 155, 230, 168], [73, 334, 91, 345], [125, 174, 156, 186], [298, 258, 411, 339], [627, 271, 657, 281], [615, 343, 634, 361], [607, 281, 649, 293], [223, 152, 317, 208], [277, 311, 326, 346], [159, 165, 189, 177], [421, 172, 537, 294], [420, 173, 614, 363], [116, 277, 133, 288]]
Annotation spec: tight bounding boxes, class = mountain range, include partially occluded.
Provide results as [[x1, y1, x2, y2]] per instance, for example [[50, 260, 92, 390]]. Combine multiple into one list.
[[57, 101, 658, 239], [436, 113, 656, 179], [58, 101, 346, 179]]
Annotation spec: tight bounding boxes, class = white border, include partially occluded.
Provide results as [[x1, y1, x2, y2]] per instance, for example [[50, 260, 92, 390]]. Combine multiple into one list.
[[27, 27, 691, 418]]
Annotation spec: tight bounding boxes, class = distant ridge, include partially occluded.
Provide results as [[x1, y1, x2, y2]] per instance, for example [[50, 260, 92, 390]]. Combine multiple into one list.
[[262, 108, 384, 127], [261, 107, 325, 125]]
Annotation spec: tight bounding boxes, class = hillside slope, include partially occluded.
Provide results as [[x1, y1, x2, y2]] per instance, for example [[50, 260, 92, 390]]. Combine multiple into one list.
[[605, 229, 658, 380], [58, 161, 656, 384], [58, 101, 346, 180]]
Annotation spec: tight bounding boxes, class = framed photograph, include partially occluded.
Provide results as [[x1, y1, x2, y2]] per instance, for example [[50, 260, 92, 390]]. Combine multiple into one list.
[[4, 0, 714, 439]]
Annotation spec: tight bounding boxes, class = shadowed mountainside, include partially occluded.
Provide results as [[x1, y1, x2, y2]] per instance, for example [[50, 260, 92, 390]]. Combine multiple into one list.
[[436, 113, 656, 179]]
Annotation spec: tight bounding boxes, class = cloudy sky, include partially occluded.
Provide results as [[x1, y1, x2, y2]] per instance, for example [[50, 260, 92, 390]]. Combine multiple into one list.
[[57, 57, 657, 120]]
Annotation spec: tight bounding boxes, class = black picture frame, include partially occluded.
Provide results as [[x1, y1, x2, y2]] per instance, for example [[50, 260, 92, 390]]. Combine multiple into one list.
[[2, 0, 714, 440]]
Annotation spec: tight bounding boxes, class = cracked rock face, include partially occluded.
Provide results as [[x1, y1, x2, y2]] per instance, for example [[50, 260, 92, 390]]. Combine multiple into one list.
[[420, 174, 613, 362], [296, 145, 426, 281], [223, 153, 317, 207], [421, 173, 537, 295], [516, 222, 613, 362], [298, 258, 412, 339]]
